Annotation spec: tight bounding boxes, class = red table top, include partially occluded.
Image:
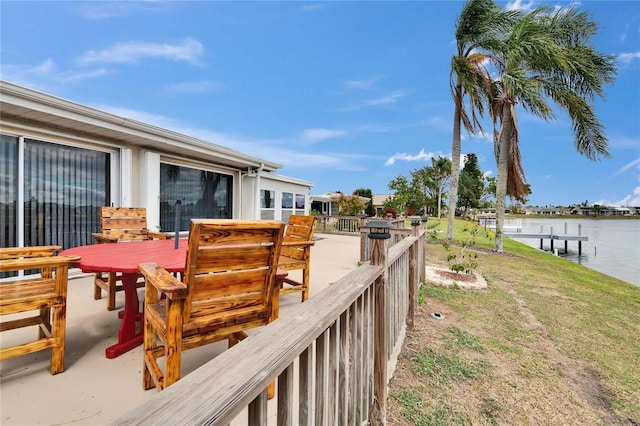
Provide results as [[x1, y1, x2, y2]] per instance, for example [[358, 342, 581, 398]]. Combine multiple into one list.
[[59, 239, 188, 274]]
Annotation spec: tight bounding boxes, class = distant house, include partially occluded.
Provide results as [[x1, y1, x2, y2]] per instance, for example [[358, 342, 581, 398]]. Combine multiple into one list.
[[570, 205, 636, 216], [310, 192, 370, 216], [372, 194, 392, 216], [1, 80, 313, 250], [524, 206, 568, 215], [474, 208, 512, 216]]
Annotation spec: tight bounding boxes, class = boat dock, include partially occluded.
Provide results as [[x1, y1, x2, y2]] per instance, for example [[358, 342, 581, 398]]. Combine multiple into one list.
[[504, 223, 588, 255], [477, 217, 588, 255]]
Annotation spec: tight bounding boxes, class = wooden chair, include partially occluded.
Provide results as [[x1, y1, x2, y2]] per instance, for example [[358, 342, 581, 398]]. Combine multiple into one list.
[[277, 215, 318, 302], [137, 219, 285, 392], [92, 207, 170, 311], [0, 246, 80, 374]]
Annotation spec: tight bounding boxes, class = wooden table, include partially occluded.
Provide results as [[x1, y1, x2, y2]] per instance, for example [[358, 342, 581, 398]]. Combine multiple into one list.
[[61, 239, 188, 359], [60, 239, 287, 359]]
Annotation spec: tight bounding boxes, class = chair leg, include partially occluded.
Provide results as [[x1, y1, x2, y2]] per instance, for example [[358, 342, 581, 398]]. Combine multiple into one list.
[[107, 272, 117, 311], [301, 267, 310, 302], [94, 273, 103, 300], [267, 381, 275, 399], [143, 312, 159, 390], [162, 300, 184, 389], [50, 304, 66, 374]]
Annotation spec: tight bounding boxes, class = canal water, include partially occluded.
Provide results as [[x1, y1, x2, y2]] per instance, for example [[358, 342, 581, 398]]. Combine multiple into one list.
[[507, 218, 640, 286]]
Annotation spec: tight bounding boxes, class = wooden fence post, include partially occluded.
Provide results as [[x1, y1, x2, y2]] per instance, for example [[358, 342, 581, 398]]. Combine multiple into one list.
[[367, 221, 391, 426], [407, 218, 421, 330], [360, 214, 368, 263]]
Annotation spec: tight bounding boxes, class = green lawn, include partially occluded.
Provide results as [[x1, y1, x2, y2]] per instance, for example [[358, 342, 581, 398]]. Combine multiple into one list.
[[389, 218, 640, 425]]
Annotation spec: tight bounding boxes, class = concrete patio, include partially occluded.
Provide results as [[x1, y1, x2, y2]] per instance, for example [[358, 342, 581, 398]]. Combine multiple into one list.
[[0, 233, 361, 425]]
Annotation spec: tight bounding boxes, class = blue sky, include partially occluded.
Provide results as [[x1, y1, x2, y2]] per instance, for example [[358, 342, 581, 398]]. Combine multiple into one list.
[[1, 0, 639, 207]]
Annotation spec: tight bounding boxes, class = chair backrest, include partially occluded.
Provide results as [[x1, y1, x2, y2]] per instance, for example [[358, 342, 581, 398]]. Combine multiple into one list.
[[182, 219, 285, 324], [280, 215, 318, 261], [98, 207, 150, 241]]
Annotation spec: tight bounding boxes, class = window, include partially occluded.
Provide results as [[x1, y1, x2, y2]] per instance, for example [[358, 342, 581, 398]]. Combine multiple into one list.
[[261, 190, 275, 208], [23, 139, 109, 248], [1, 135, 110, 276], [1, 135, 18, 249], [159, 163, 233, 232], [295, 194, 306, 215], [260, 189, 275, 220], [281, 192, 293, 222], [280, 192, 306, 222], [281, 192, 293, 209]]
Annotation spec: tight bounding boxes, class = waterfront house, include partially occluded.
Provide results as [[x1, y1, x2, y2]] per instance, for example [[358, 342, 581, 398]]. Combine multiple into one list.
[[0, 80, 313, 251], [524, 206, 569, 215]]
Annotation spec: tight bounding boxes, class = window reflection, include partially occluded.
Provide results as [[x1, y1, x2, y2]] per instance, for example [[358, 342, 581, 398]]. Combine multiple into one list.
[[160, 164, 233, 231], [282, 192, 293, 209]]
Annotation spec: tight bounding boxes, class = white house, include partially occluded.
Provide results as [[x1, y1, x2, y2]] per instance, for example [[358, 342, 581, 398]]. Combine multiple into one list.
[[310, 192, 371, 216], [0, 80, 313, 250]]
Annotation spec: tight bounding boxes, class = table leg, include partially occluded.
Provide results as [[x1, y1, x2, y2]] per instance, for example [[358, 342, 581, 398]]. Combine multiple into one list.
[[106, 272, 144, 358]]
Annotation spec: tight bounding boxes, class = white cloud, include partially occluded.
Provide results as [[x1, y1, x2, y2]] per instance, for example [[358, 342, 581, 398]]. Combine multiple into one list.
[[595, 187, 640, 207], [165, 80, 222, 94], [385, 149, 444, 166], [343, 77, 380, 90], [29, 59, 56, 74], [299, 4, 324, 12], [1, 59, 111, 86], [362, 90, 410, 107], [610, 157, 640, 179], [76, 2, 166, 19], [78, 38, 204, 65], [300, 128, 348, 143], [90, 104, 371, 171], [505, 0, 535, 11], [337, 89, 411, 112], [618, 52, 640, 64]]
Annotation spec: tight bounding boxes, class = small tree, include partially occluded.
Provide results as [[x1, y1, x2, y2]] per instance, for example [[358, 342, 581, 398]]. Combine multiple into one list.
[[336, 194, 366, 216], [428, 156, 451, 219], [353, 187, 374, 216], [386, 175, 423, 216], [457, 153, 484, 218], [443, 223, 480, 275]]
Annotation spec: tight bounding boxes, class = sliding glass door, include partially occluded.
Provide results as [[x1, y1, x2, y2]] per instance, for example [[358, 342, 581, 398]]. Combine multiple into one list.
[[0, 135, 110, 251]]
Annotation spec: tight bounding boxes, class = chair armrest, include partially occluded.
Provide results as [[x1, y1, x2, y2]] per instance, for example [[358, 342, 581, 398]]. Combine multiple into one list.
[[138, 262, 187, 300], [0, 246, 61, 259], [0, 255, 80, 273], [92, 233, 119, 244], [146, 231, 173, 240], [282, 241, 315, 247]]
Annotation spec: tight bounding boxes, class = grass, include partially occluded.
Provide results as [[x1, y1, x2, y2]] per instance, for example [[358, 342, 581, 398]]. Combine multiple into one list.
[[389, 218, 640, 425]]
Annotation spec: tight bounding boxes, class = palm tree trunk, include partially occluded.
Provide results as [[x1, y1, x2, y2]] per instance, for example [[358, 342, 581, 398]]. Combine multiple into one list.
[[447, 88, 463, 240], [494, 104, 513, 253]]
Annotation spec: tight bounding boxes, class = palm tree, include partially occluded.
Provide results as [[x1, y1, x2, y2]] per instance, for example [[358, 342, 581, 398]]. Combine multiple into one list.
[[446, 0, 519, 241], [428, 156, 452, 219], [490, 5, 616, 252]]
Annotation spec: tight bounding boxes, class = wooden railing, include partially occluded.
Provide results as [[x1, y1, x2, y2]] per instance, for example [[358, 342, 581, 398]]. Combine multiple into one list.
[[316, 215, 362, 235], [359, 219, 422, 263], [113, 227, 425, 425]]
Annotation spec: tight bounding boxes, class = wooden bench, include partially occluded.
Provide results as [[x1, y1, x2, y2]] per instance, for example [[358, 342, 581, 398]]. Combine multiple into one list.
[[0, 246, 80, 374]]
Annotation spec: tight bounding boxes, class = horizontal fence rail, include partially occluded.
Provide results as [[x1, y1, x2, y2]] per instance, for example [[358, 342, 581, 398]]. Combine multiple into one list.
[[113, 228, 425, 426], [316, 215, 362, 235]]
